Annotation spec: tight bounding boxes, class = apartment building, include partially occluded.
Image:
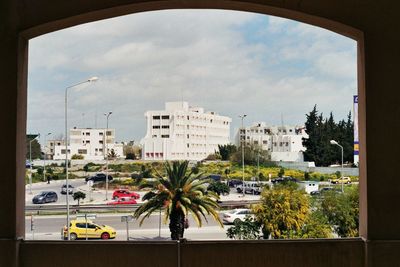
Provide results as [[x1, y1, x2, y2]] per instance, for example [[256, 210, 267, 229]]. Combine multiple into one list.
[[141, 101, 231, 161], [51, 128, 123, 160], [236, 122, 308, 162]]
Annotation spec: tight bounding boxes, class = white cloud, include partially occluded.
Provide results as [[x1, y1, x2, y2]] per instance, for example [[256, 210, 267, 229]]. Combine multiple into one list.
[[27, 10, 357, 142]]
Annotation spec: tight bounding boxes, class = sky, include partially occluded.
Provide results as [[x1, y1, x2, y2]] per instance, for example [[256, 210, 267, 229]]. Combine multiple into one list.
[[27, 9, 357, 143]]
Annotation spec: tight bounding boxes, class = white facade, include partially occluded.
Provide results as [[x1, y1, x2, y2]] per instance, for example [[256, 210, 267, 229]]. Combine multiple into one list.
[[51, 128, 124, 160], [141, 101, 231, 161], [236, 122, 308, 162]]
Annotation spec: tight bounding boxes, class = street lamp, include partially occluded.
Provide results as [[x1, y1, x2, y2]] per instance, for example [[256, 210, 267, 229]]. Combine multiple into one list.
[[104, 111, 112, 200], [65, 76, 98, 240], [330, 139, 344, 193], [43, 132, 52, 182], [239, 114, 247, 197], [29, 134, 40, 194]]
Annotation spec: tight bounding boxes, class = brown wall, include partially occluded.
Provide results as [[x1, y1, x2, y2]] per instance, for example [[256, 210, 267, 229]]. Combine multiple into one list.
[[1, 0, 400, 266]]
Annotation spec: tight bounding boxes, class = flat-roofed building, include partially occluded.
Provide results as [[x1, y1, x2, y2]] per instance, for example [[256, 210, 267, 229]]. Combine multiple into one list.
[[141, 101, 231, 161], [236, 122, 308, 162], [51, 128, 123, 160]]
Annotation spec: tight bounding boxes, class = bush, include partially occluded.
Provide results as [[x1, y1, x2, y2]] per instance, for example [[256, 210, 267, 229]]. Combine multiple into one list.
[[207, 181, 230, 196], [71, 154, 84, 160]]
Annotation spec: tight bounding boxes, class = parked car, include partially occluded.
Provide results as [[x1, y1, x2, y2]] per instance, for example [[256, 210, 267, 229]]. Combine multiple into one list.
[[61, 184, 74, 195], [244, 182, 263, 195], [106, 198, 137, 205], [112, 189, 140, 200], [32, 191, 58, 204], [310, 187, 341, 196], [25, 160, 32, 168], [61, 219, 116, 240], [228, 179, 243, 188], [330, 176, 351, 184], [271, 176, 299, 184], [222, 208, 253, 224], [85, 173, 113, 183]]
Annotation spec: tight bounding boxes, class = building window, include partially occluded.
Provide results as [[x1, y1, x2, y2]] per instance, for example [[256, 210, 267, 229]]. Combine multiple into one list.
[[99, 140, 103, 144], [187, 143, 189, 148], [187, 134, 189, 139], [152, 135, 157, 138], [153, 115, 160, 119], [161, 135, 169, 138], [86, 140, 90, 144], [254, 141, 258, 145], [187, 115, 189, 120], [78, 149, 87, 154], [99, 148, 103, 152], [162, 115, 169, 119], [263, 140, 268, 144], [86, 132, 90, 136], [99, 132, 103, 136], [162, 125, 169, 129], [106, 131, 112, 136], [61, 149, 70, 154], [153, 125, 160, 129]]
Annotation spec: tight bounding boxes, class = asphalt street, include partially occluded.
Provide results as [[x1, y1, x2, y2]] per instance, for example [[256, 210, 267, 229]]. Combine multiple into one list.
[[25, 213, 230, 241]]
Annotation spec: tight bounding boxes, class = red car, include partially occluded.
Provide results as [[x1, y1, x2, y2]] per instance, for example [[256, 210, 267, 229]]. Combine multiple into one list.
[[107, 198, 137, 205], [112, 189, 140, 200]]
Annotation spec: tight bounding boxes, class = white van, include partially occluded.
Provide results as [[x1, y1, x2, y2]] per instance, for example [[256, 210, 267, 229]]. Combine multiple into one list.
[[244, 181, 263, 195]]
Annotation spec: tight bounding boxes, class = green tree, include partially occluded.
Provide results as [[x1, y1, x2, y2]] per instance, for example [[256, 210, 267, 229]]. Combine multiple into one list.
[[226, 217, 261, 240], [71, 154, 84, 160], [73, 191, 86, 206], [133, 161, 223, 240], [278, 167, 285, 178], [26, 137, 41, 159], [218, 144, 237, 161], [207, 181, 230, 196], [253, 186, 309, 239], [319, 186, 359, 237], [108, 148, 118, 159], [231, 144, 270, 165], [303, 105, 354, 166]]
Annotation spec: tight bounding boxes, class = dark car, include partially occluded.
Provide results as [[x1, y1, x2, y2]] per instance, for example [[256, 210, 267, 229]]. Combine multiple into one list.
[[32, 191, 58, 204], [271, 176, 299, 184], [228, 179, 243, 188], [61, 184, 74, 195], [85, 173, 113, 183], [310, 187, 341, 196]]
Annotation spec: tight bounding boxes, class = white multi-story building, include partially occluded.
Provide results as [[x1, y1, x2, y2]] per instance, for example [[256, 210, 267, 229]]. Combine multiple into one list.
[[141, 101, 232, 161], [236, 122, 308, 162], [51, 128, 124, 160]]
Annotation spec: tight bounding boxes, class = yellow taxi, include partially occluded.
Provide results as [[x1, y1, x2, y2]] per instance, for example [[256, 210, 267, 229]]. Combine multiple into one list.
[[330, 176, 351, 184], [62, 219, 117, 240]]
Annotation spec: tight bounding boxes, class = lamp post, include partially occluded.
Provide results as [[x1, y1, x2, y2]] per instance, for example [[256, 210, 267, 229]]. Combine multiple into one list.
[[104, 111, 112, 200], [43, 132, 52, 182], [29, 134, 40, 194], [239, 114, 247, 197], [65, 77, 98, 240], [330, 140, 344, 193]]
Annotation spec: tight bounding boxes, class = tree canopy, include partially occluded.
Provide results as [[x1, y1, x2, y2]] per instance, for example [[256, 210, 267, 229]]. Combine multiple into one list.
[[302, 105, 354, 166], [133, 161, 223, 240]]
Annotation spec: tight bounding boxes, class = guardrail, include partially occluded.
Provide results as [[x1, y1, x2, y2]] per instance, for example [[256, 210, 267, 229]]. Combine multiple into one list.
[[25, 200, 260, 214]]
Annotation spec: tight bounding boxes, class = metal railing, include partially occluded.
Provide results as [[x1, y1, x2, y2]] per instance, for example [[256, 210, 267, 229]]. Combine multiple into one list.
[[25, 200, 260, 214]]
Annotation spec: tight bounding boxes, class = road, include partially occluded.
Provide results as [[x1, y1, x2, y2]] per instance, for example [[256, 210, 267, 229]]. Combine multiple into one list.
[[25, 213, 231, 241]]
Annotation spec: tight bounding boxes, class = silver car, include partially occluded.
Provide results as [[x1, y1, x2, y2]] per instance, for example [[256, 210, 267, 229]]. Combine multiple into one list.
[[61, 184, 74, 195]]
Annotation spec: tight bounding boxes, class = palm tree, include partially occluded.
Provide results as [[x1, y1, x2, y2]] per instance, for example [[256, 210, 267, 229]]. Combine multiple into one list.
[[133, 161, 223, 240]]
